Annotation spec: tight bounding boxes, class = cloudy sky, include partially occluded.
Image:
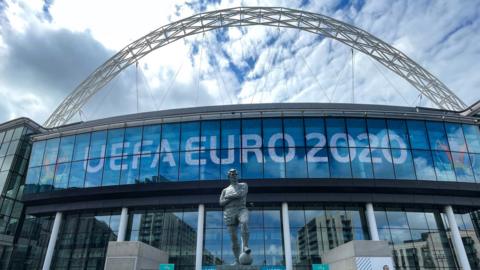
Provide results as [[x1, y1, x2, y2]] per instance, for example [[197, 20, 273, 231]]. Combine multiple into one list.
[[0, 0, 479, 125]]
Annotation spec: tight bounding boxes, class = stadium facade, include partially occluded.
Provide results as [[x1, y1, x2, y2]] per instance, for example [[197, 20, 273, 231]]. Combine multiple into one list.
[[0, 103, 478, 270]]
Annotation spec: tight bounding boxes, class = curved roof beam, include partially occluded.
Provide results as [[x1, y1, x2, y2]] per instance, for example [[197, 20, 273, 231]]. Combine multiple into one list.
[[44, 6, 466, 127]]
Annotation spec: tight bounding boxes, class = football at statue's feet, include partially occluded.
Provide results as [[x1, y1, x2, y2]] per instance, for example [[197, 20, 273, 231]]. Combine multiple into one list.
[[239, 251, 253, 265]]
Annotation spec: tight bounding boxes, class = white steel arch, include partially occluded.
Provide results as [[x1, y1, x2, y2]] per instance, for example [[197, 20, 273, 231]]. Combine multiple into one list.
[[44, 6, 467, 127]]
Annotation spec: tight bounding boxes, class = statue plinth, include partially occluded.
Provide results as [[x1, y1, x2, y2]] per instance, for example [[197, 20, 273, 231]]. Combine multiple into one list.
[[216, 266, 261, 270]]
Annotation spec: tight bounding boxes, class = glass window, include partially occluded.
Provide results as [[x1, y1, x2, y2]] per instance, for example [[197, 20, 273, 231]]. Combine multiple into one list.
[[12, 127, 24, 140], [159, 152, 179, 181], [286, 148, 307, 178], [71, 133, 90, 162], [463, 124, 480, 153], [84, 158, 104, 187], [371, 148, 394, 179], [139, 153, 159, 183], [57, 136, 75, 163], [120, 155, 140, 185], [181, 122, 200, 151], [242, 148, 263, 179], [199, 150, 220, 180], [387, 120, 410, 149], [102, 157, 121, 186], [242, 119, 262, 148], [432, 150, 456, 181], [43, 138, 60, 165], [350, 148, 373, 179], [426, 121, 449, 151], [29, 141, 46, 167], [161, 124, 180, 152], [326, 118, 348, 147], [263, 147, 285, 178], [263, 118, 283, 148], [0, 132, 5, 144], [3, 129, 13, 142], [407, 120, 430, 150], [284, 118, 305, 147], [392, 149, 416, 180], [88, 131, 107, 159], [39, 165, 55, 192], [445, 123, 467, 152], [305, 117, 325, 147], [471, 154, 480, 182], [329, 147, 351, 178], [221, 120, 240, 149], [220, 148, 241, 180], [201, 121, 220, 150], [346, 118, 369, 148], [25, 166, 41, 193], [179, 151, 199, 181], [123, 127, 143, 156], [451, 152, 474, 182], [367, 119, 390, 148], [6, 140, 18, 155], [54, 162, 70, 189], [307, 147, 329, 178], [106, 129, 125, 157], [412, 150, 436, 180], [68, 161, 86, 188], [141, 125, 161, 154]]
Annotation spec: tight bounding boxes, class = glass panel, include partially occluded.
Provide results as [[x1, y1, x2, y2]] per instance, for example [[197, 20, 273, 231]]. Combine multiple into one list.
[[179, 151, 199, 181], [371, 148, 394, 179], [221, 120, 240, 149], [181, 122, 200, 151], [367, 119, 390, 148], [43, 138, 60, 165], [159, 152, 179, 181], [471, 154, 480, 182], [284, 118, 305, 147], [161, 124, 180, 152], [7, 140, 18, 155], [68, 161, 86, 188], [201, 121, 220, 150], [39, 165, 55, 192], [12, 127, 24, 140], [445, 123, 468, 152], [123, 127, 143, 156], [407, 120, 430, 150], [286, 147, 307, 178], [72, 133, 90, 161], [412, 150, 437, 180], [326, 118, 348, 147], [463, 124, 480, 153], [329, 147, 351, 178], [25, 166, 41, 193], [432, 150, 456, 181], [106, 129, 125, 157], [426, 121, 450, 151], [141, 125, 161, 154], [350, 147, 373, 179], [392, 149, 416, 180], [120, 155, 140, 185], [84, 159, 104, 187], [102, 157, 121, 186], [387, 119, 410, 149], [88, 131, 107, 159], [57, 136, 75, 163], [54, 162, 70, 189], [263, 118, 283, 148], [199, 150, 220, 180], [139, 153, 159, 183], [305, 117, 325, 148], [220, 148, 241, 180], [264, 147, 285, 178], [241, 148, 263, 179], [346, 118, 369, 148], [451, 152, 474, 182], [242, 119, 262, 148], [29, 141, 46, 167], [307, 147, 329, 178]]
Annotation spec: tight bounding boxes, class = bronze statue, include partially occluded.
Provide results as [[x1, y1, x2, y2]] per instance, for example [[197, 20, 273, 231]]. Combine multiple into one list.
[[219, 169, 251, 265]]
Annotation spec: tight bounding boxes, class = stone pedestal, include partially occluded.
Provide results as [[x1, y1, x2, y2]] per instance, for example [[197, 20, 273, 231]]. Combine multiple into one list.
[[321, 240, 394, 270], [216, 266, 261, 270], [104, 241, 168, 270]]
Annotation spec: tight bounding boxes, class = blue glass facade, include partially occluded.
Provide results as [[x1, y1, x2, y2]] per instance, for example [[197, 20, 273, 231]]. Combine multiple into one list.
[[24, 117, 480, 193]]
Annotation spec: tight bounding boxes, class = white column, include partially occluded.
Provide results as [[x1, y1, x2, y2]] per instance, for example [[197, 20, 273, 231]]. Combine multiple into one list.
[[366, 203, 379, 241], [117, 207, 128, 242], [445, 205, 471, 270], [195, 204, 205, 270], [281, 202, 293, 270], [42, 212, 62, 270]]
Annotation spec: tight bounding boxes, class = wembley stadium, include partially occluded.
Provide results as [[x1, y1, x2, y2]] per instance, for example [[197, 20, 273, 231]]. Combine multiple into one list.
[[0, 7, 479, 270]]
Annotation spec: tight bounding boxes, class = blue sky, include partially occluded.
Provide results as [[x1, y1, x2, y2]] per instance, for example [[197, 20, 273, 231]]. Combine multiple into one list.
[[0, 0, 479, 124]]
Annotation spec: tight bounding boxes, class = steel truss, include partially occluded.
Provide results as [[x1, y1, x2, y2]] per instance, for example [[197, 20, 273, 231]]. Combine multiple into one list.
[[44, 6, 467, 127]]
